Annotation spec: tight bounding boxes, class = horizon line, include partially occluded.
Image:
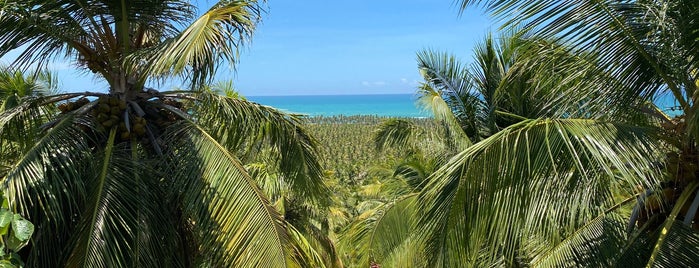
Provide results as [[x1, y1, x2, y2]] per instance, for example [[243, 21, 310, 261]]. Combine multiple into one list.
[[245, 92, 416, 97]]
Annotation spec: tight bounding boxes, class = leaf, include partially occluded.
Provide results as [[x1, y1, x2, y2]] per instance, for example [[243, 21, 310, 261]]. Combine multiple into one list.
[[648, 221, 699, 267], [417, 118, 663, 267], [142, 1, 262, 88], [0, 210, 12, 229], [10, 215, 33, 242], [0, 260, 14, 268], [180, 91, 330, 205], [163, 121, 299, 267], [5, 231, 26, 253]]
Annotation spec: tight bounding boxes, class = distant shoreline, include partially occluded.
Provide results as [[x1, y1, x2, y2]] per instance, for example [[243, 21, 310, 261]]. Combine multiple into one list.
[[246, 93, 416, 98], [247, 94, 426, 118]]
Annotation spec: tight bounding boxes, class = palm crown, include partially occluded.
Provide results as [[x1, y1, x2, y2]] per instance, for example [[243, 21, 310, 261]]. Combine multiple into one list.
[[408, 0, 699, 267], [343, 0, 699, 265], [0, 0, 331, 267]]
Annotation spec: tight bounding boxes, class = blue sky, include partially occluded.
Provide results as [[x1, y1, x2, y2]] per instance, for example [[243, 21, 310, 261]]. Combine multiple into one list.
[[233, 1, 492, 96], [0, 1, 493, 96]]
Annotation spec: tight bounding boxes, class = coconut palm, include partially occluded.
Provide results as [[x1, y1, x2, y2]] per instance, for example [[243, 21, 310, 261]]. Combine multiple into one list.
[[0, 66, 57, 180], [338, 32, 559, 267], [410, 0, 699, 267], [339, 141, 440, 268], [0, 66, 57, 111], [0, 0, 330, 267]]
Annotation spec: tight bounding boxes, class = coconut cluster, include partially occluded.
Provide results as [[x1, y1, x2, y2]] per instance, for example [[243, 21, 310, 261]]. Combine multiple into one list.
[[147, 98, 182, 128], [56, 95, 185, 145], [57, 97, 89, 113], [91, 96, 152, 142], [632, 115, 699, 230]]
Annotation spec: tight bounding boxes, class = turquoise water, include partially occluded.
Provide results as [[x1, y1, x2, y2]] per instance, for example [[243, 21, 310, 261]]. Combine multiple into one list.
[[247, 94, 427, 117], [247, 93, 683, 118]]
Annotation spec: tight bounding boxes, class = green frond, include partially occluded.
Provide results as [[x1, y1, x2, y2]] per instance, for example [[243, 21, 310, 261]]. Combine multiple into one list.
[[162, 121, 306, 267], [459, 0, 696, 113], [181, 91, 329, 206], [416, 50, 475, 147], [143, 0, 262, 88], [646, 221, 699, 267], [417, 118, 663, 267], [285, 223, 327, 268], [645, 182, 699, 267], [526, 199, 634, 267], [65, 130, 133, 267], [246, 162, 285, 202], [372, 118, 420, 151], [2, 113, 89, 224], [340, 194, 420, 267], [0, 96, 55, 151]]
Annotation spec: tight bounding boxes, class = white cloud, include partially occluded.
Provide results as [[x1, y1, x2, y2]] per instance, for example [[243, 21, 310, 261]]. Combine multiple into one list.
[[361, 81, 388, 87], [400, 78, 420, 87]]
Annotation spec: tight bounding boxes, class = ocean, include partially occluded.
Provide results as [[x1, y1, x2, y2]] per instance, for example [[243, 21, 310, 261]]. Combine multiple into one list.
[[247, 93, 683, 118], [247, 94, 427, 117]]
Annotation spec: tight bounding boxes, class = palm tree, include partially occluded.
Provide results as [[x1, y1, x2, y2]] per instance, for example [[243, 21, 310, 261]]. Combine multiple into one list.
[[410, 0, 699, 266], [0, 1, 330, 267], [0, 66, 57, 111], [0, 66, 57, 179], [340, 133, 440, 267], [340, 31, 567, 265]]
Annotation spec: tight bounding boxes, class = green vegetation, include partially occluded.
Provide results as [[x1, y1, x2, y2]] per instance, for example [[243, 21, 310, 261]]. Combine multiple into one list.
[[1, 0, 699, 267], [0, 191, 33, 268], [307, 115, 434, 183], [337, 0, 699, 267], [0, 1, 330, 267]]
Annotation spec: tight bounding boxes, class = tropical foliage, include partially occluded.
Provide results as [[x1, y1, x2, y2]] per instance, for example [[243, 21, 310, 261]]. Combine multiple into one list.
[[0, 0, 334, 267], [348, 0, 699, 267], [0, 191, 33, 268], [3, 0, 699, 267]]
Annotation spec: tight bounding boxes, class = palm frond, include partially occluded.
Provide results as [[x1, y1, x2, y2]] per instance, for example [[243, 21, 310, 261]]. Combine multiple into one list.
[[416, 49, 477, 145], [648, 220, 699, 267], [163, 120, 308, 267], [526, 197, 636, 267], [645, 182, 699, 267], [0, 0, 193, 68], [2, 102, 169, 266], [416, 83, 473, 149], [143, 0, 262, 88], [2, 113, 89, 224], [65, 129, 136, 267], [372, 118, 421, 151], [417, 118, 663, 267], [285, 223, 327, 268], [340, 194, 420, 267], [176, 91, 329, 205], [459, 0, 695, 113]]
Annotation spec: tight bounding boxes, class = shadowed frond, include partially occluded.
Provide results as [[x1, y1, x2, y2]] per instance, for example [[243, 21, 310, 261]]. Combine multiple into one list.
[[372, 118, 421, 151], [648, 221, 699, 267], [2, 112, 90, 224], [163, 120, 311, 267], [65, 130, 137, 267], [177, 91, 329, 205], [340, 194, 421, 267], [526, 199, 633, 267]]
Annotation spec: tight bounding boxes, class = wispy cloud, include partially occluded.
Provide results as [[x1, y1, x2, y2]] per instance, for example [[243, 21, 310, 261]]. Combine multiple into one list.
[[400, 78, 420, 87], [361, 81, 388, 87]]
